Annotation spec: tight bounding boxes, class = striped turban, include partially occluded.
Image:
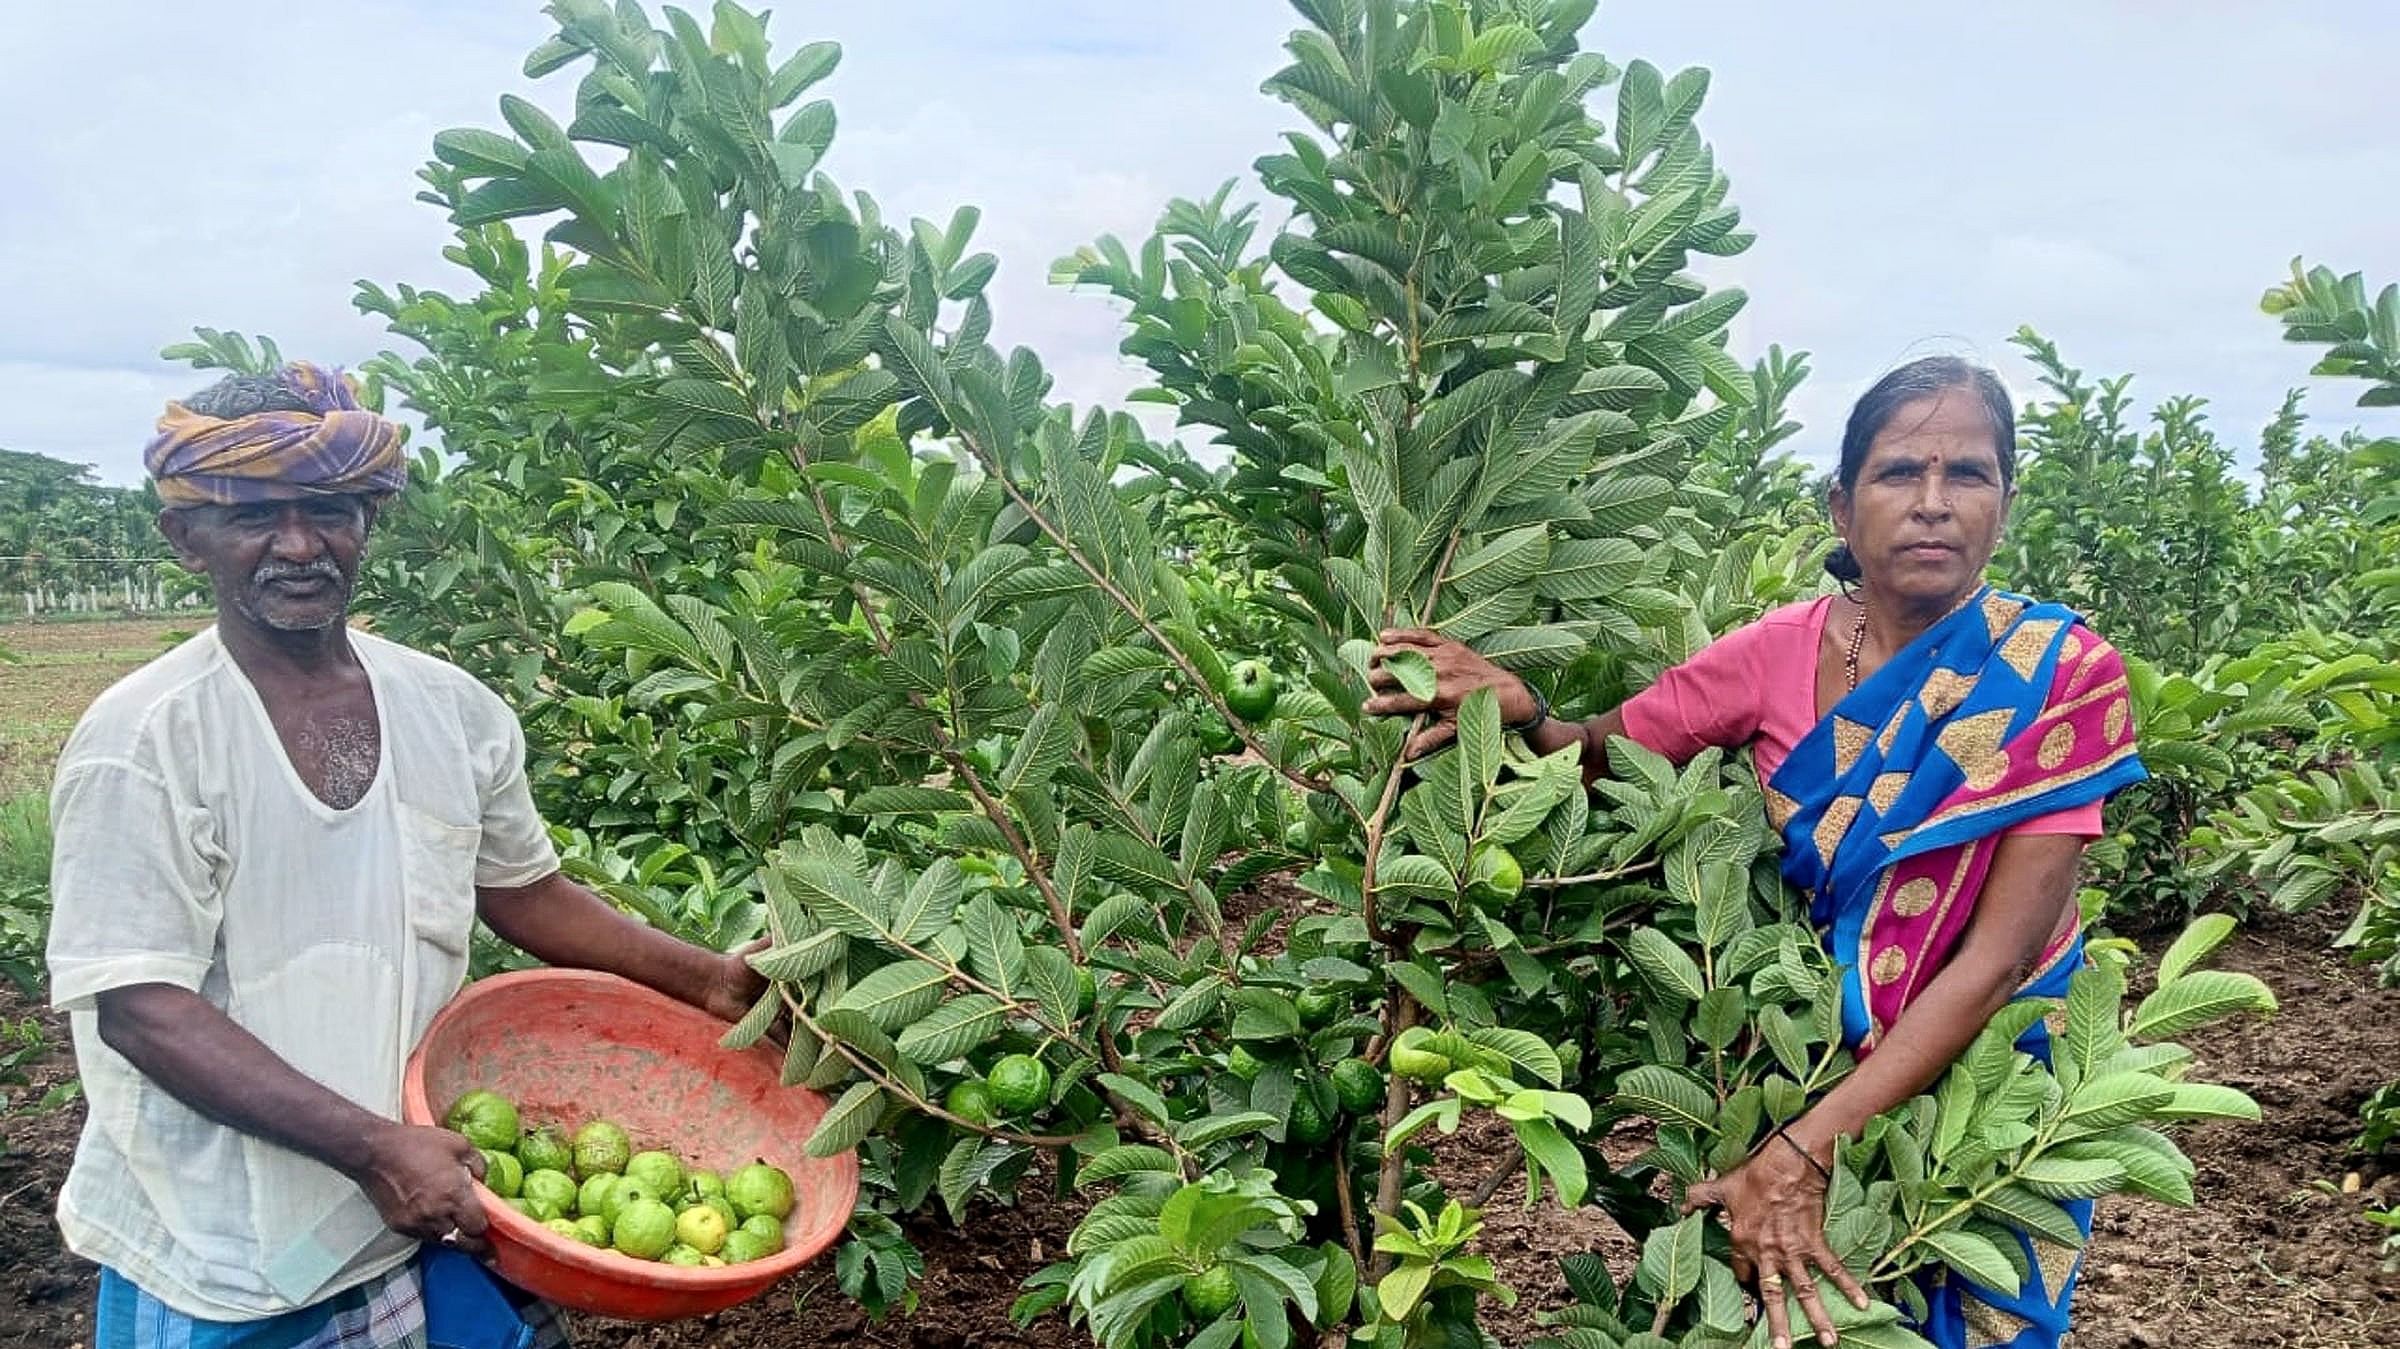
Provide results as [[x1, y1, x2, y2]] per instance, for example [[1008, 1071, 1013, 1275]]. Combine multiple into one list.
[[143, 363, 407, 508]]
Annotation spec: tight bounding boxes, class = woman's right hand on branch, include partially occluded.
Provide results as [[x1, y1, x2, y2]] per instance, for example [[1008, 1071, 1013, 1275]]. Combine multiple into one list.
[[1363, 628, 1538, 760]]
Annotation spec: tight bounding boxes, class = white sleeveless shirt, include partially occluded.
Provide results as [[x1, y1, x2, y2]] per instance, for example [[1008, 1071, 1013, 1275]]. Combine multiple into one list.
[[45, 627, 559, 1320]]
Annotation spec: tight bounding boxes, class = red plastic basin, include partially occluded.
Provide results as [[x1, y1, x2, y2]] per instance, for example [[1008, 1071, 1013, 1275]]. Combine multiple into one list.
[[401, 968, 857, 1321]]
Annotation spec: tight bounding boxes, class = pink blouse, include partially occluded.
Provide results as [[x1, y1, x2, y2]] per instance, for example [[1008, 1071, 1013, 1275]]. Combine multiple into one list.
[[1618, 597, 2103, 837]]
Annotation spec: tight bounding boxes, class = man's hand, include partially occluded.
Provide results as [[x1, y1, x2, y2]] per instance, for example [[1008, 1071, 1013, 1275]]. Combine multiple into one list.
[[95, 984, 504, 1255], [355, 1123, 489, 1254], [480, 876, 775, 1025], [700, 938, 772, 1024], [1363, 628, 1539, 759]]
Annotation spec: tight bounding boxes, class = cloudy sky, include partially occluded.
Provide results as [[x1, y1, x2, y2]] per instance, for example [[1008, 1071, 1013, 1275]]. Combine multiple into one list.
[[3, 1, 2392, 487]]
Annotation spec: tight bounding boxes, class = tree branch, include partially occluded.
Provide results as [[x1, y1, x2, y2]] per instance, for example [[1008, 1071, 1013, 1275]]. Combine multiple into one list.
[[774, 985, 1084, 1149], [1333, 1135, 1369, 1279], [1370, 991, 1421, 1278], [951, 430, 1351, 817], [1468, 1139, 1524, 1207]]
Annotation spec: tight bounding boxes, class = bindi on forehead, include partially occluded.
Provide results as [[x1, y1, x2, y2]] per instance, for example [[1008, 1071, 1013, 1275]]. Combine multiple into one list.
[[1863, 432, 2002, 475], [1879, 448, 1992, 469]]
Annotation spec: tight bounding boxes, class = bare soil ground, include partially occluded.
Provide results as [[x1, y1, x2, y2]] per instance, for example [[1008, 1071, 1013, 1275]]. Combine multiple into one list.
[[2071, 905, 2398, 1348]]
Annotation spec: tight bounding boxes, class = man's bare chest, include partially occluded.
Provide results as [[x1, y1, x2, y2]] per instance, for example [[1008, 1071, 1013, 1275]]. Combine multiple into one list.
[[260, 685, 382, 810]]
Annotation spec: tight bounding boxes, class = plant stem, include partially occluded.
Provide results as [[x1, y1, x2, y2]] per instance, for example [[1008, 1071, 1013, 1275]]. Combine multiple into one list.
[[1524, 859, 1661, 889], [1869, 1116, 2071, 1281], [1333, 1136, 1369, 1277], [1468, 1141, 1524, 1207], [775, 985, 1084, 1149], [1370, 992, 1422, 1278], [954, 432, 1349, 816], [1358, 751, 1418, 943]]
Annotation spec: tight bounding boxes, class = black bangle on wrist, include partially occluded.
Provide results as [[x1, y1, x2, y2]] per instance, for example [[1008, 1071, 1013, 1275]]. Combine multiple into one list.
[[1504, 685, 1549, 734], [1769, 1125, 1833, 1183]]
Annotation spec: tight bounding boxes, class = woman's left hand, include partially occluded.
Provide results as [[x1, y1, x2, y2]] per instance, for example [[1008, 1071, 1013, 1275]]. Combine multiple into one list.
[[1682, 1133, 1871, 1349]]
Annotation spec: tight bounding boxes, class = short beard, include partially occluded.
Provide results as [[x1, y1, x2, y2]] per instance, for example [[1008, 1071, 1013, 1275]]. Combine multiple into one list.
[[244, 597, 351, 632], [236, 559, 354, 632]]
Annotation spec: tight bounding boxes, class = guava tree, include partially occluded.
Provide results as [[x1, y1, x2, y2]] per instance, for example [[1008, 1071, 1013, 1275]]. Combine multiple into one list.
[[361, 0, 2272, 1343]]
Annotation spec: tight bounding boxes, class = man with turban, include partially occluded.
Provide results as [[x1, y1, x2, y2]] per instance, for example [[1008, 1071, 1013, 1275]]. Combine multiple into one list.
[[46, 365, 765, 1348]]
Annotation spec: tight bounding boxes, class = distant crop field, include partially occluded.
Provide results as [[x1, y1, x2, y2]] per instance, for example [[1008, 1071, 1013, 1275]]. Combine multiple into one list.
[[0, 619, 187, 797]]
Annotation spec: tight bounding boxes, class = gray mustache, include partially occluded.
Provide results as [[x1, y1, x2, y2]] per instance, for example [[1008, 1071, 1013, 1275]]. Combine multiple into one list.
[[253, 559, 344, 586]]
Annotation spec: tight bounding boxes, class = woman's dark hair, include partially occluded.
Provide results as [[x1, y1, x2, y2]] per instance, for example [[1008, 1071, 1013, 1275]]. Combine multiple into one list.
[[1824, 356, 2016, 586], [180, 371, 313, 419]]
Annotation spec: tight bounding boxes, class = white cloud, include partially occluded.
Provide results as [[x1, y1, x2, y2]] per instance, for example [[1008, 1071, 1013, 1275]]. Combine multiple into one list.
[[2, 0, 2392, 488], [1984, 236, 2142, 307], [0, 362, 199, 479]]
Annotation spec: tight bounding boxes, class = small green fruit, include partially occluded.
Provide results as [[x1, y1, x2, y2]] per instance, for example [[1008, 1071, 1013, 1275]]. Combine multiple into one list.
[[478, 1151, 523, 1200], [686, 1169, 724, 1203], [661, 1243, 707, 1267], [1200, 716, 1241, 755], [443, 1090, 520, 1153], [1288, 1090, 1333, 1144], [674, 1203, 729, 1256], [1467, 843, 1524, 900], [577, 1173, 619, 1221], [739, 1213, 785, 1253], [720, 1230, 775, 1265], [571, 1120, 632, 1178], [521, 1168, 578, 1217], [544, 1217, 583, 1242], [624, 1150, 685, 1198], [1076, 967, 1099, 1017], [727, 1161, 796, 1222], [515, 1125, 571, 1177], [945, 1078, 996, 1127], [611, 1198, 677, 1260], [1224, 659, 1280, 722], [1330, 1058, 1385, 1114], [1183, 1265, 1241, 1320], [987, 1054, 1051, 1115], [572, 1215, 611, 1247], [1295, 989, 1342, 1027], [603, 1180, 658, 1226]]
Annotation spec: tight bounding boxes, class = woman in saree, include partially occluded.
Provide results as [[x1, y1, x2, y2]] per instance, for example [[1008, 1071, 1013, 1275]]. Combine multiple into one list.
[[1365, 356, 2148, 1349]]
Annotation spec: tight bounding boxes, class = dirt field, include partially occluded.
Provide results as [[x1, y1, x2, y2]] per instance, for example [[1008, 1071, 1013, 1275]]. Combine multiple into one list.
[[0, 618, 2391, 1346], [0, 618, 191, 799]]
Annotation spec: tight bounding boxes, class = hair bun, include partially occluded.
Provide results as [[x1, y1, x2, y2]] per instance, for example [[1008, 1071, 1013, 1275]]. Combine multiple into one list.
[[1825, 542, 1864, 584]]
